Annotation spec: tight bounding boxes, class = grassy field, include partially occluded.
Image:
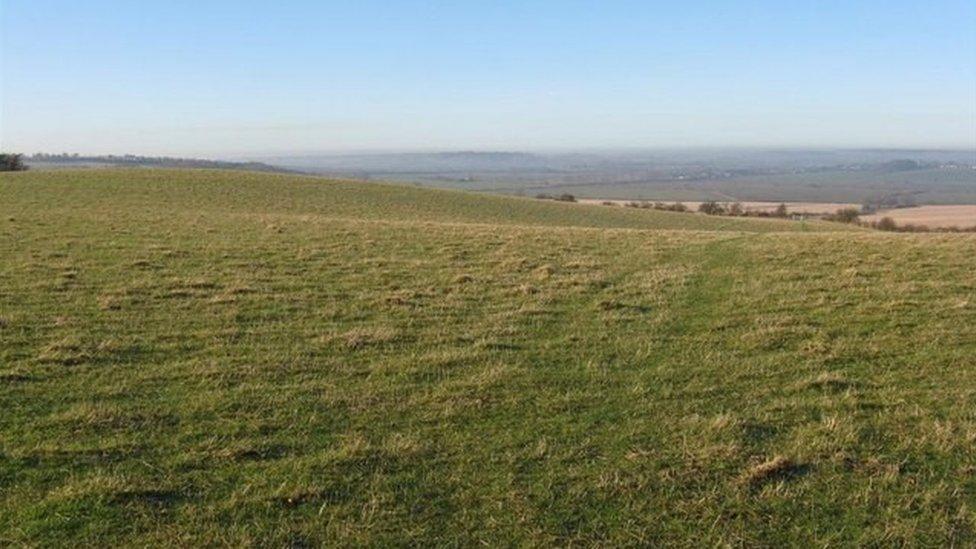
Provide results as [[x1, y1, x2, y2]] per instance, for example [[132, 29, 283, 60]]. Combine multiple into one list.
[[2, 169, 975, 546]]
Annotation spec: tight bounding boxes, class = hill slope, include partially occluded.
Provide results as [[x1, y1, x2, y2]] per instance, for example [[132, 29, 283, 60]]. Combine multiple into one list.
[[0, 168, 855, 232], [1, 169, 974, 546]]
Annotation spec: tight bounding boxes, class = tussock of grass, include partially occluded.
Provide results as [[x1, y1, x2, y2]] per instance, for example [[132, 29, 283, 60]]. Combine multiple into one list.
[[741, 455, 803, 486], [37, 336, 91, 365], [533, 264, 557, 279], [51, 402, 177, 432], [0, 371, 33, 383], [802, 371, 855, 392], [322, 327, 401, 350]]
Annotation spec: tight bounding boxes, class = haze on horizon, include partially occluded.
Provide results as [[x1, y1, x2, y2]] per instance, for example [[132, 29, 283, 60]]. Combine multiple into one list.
[[2, 0, 975, 157]]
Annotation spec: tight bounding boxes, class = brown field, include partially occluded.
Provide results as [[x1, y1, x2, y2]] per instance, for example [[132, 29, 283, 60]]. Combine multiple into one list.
[[580, 199, 976, 229], [861, 205, 976, 229], [579, 199, 859, 215]]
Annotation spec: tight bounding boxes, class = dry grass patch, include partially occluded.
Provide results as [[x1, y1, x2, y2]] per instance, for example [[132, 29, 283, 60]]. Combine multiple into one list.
[[36, 336, 144, 366], [213, 442, 290, 463], [741, 455, 804, 487], [226, 284, 255, 295], [321, 327, 401, 350], [98, 293, 125, 311], [533, 264, 556, 280], [801, 371, 855, 392], [37, 336, 91, 365], [740, 315, 818, 351], [832, 452, 902, 479]]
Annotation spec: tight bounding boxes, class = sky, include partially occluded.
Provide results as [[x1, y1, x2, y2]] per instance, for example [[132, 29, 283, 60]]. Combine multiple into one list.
[[1, 0, 975, 156]]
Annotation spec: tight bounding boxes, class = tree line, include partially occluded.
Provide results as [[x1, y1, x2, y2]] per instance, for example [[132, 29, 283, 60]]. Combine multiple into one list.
[[0, 153, 29, 172]]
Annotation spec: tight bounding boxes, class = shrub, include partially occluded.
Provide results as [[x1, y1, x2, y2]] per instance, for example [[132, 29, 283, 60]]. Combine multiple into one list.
[[773, 203, 789, 218], [827, 207, 860, 224], [0, 153, 28, 172], [874, 217, 898, 231], [624, 200, 696, 213], [654, 202, 689, 213], [534, 193, 576, 203], [728, 202, 744, 216], [698, 201, 725, 216]]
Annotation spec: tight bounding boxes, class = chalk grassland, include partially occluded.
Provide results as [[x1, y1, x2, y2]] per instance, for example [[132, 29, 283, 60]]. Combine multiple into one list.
[[0, 169, 850, 233], [1, 170, 975, 546]]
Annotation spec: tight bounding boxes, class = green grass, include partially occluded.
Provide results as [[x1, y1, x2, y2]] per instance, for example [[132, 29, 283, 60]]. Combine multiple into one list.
[[1, 169, 974, 546], [0, 169, 854, 233]]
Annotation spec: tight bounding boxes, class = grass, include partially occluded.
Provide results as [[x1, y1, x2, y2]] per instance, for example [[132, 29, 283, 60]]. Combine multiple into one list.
[[0, 168, 854, 233], [1, 169, 974, 546]]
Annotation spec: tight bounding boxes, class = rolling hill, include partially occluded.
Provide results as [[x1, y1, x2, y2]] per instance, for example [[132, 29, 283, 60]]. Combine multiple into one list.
[[0, 169, 849, 232], [1, 169, 974, 546]]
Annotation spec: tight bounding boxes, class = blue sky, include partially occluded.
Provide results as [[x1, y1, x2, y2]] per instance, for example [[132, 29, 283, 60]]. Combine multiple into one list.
[[2, 0, 974, 155]]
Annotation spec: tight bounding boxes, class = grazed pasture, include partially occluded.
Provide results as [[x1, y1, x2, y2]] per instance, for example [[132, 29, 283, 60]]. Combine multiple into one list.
[[1, 169, 974, 546]]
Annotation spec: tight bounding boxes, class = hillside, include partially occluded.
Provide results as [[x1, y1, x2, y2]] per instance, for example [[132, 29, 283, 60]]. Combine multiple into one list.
[[26, 154, 297, 175], [1, 169, 852, 233], [1, 169, 974, 546]]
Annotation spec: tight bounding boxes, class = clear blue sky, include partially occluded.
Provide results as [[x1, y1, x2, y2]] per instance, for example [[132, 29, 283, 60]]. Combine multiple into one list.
[[2, 0, 974, 156]]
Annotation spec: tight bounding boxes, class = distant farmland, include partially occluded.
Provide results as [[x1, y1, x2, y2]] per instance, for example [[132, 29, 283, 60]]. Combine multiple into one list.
[[577, 200, 976, 229], [492, 167, 976, 204], [2, 169, 975, 546], [861, 205, 976, 229], [268, 150, 976, 205]]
